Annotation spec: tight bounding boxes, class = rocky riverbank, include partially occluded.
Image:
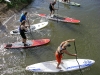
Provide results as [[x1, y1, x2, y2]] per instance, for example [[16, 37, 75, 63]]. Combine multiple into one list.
[[0, 0, 32, 24]]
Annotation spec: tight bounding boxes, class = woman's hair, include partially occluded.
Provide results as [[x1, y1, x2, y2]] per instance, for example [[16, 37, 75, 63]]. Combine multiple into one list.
[[24, 12, 27, 15], [67, 44, 71, 47]]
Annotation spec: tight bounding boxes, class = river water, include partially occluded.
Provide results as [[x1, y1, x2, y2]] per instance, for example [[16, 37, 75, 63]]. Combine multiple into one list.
[[0, 0, 100, 75]]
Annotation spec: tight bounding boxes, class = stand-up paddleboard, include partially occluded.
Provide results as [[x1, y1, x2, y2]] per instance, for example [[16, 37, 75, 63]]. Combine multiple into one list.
[[37, 14, 80, 23], [58, 0, 80, 7], [10, 22, 48, 35], [26, 59, 95, 73], [4, 39, 50, 49]]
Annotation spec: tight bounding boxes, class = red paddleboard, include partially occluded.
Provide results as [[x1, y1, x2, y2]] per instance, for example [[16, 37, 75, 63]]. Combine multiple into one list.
[[37, 14, 80, 23], [4, 39, 50, 49]]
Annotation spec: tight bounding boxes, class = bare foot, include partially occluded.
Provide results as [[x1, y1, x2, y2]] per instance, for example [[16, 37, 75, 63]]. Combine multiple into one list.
[[57, 67, 61, 69], [61, 62, 63, 64]]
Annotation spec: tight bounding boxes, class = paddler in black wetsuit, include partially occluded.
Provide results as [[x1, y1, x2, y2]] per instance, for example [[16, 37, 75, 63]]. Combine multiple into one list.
[[19, 20, 29, 46], [49, 0, 58, 16]]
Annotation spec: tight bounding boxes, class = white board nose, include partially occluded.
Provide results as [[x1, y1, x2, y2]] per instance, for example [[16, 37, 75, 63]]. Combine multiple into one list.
[[84, 59, 95, 65]]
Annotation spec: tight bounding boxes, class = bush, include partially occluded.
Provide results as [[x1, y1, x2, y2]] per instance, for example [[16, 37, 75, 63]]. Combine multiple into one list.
[[0, 0, 6, 3], [1, 0, 32, 8]]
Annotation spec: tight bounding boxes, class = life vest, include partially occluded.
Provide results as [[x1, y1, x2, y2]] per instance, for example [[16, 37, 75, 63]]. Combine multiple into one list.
[[57, 43, 71, 55], [58, 45, 66, 55]]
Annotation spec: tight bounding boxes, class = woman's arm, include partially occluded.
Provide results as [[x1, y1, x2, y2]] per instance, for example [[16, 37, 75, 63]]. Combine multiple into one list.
[[66, 39, 75, 42], [63, 50, 77, 56], [60, 41, 65, 46]]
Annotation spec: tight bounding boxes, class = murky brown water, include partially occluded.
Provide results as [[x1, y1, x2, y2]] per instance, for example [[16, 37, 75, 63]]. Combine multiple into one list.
[[0, 0, 100, 75]]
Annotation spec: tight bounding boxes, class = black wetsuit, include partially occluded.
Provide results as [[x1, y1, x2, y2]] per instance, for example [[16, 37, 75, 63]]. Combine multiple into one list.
[[19, 26, 26, 39], [49, 2, 55, 12]]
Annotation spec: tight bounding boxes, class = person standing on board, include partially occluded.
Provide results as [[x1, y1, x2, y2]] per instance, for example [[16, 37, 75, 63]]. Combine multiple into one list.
[[20, 12, 31, 33], [55, 39, 77, 69], [49, 0, 58, 16], [19, 20, 29, 46], [20, 12, 28, 23]]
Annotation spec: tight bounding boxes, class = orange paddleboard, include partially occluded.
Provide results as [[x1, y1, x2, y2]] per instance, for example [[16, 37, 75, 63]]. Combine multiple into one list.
[[38, 14, 80, 23], [4, 39, 50, 49]]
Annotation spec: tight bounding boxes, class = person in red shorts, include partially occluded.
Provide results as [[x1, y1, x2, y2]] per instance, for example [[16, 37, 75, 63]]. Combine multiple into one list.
[[55, 39, 77, 69]]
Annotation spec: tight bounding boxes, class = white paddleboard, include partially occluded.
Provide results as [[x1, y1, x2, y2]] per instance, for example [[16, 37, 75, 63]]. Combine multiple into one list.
[[58, 0, 80, 7], [26, 59, 95, 73], [10, 22, 48, 35]]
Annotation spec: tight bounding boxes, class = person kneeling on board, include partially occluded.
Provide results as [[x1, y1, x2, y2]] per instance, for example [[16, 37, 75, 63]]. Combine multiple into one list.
[[55, 39, 77, 69], [19, 20, 29, 46]]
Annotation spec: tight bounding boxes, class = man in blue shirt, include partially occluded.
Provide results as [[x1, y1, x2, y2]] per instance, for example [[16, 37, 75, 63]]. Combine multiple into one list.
[[20, 12, 27, 22]]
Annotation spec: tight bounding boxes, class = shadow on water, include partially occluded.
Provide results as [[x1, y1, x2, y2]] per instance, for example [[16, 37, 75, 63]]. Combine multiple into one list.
[[0, 22, 8, 34], [56, 21, 83, 35], [25, 67, 92, 75], [24, 44, 54, 63]]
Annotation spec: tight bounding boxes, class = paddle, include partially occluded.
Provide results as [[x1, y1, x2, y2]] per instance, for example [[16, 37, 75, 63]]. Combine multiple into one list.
[[57, 0, 59, 23], [27, 16, 33, 37], [74, 41, 83, 75]]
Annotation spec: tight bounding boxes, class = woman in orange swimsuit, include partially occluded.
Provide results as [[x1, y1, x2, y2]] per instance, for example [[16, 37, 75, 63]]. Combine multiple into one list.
[[55, 39, 77, 69]]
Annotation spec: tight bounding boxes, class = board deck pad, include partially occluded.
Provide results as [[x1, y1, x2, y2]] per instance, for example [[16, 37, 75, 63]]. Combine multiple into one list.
[[10, 22, 48, 35], [38, 14, 80, 23], [58, 0, 80, 7], [26, 59, 95, 73], [4, 39, 50, 49]]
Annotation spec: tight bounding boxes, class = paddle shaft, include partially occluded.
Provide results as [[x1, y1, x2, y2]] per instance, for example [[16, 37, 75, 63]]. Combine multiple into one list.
[[74, 41, 83, 75], [27, 16, 33, 37], [57, 0, 59, 23]]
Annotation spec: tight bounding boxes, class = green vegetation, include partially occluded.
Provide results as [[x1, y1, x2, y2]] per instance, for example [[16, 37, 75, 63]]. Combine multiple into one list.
[[0, 0, 32, 8]]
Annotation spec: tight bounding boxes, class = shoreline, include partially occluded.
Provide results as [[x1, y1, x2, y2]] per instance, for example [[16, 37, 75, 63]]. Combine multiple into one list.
[[0, 2, 31, 25]]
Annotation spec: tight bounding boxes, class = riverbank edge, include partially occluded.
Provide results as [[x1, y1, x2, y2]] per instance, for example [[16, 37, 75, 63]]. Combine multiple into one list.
[[0, 2, 31, 25]]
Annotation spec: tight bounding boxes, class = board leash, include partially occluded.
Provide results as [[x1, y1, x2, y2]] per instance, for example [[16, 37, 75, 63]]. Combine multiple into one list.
[[74, 41, 83, 75]]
